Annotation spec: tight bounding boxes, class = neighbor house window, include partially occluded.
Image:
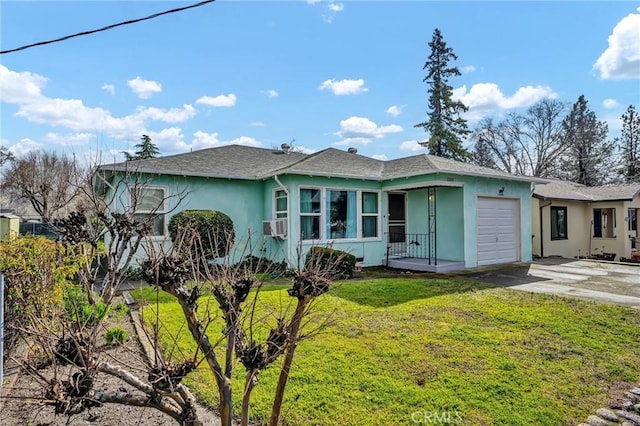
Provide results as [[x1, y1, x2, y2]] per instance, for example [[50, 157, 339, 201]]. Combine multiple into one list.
[[131, 186, 166, 237], [593, 208, 615, 238], [274, 189, 288, 220], [362, 192, 379, 238], [300, 188, 321, 239], [299, 188, 380, 241], [550, 206, 567, 240]]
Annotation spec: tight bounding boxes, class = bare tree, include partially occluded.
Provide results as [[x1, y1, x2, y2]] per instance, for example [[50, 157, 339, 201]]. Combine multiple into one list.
[[0, 150, 85, 222], [470, 99, 568, 177], [0, 145, 14, 167], [1, 163, 338, 426]]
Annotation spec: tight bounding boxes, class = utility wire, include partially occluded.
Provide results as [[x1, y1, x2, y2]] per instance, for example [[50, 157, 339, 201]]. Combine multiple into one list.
[[0, 0, 216, 55]]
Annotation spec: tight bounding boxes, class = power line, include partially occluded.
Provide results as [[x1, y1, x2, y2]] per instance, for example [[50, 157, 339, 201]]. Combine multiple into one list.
[[0, 0, 216, 55]]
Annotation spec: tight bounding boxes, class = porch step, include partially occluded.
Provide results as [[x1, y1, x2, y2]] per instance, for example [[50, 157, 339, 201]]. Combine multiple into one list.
[[384, 258, 465, 273]]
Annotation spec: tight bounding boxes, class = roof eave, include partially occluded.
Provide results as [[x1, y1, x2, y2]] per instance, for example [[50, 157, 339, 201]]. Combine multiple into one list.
[[384, 169, 547, 183], [97, 165, 258, 181]]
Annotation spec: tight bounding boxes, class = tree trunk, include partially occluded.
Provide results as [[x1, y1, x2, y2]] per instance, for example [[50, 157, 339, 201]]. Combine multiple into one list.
[[268, 296, 308, 426], [241, 370, 258, 426]]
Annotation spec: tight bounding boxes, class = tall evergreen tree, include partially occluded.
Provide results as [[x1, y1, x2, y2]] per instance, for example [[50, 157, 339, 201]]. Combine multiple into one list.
[[125, 134, 160, 161], [558, 95, 612, 186], [415, 28, 470, 161], [617, 105, 640, 183]]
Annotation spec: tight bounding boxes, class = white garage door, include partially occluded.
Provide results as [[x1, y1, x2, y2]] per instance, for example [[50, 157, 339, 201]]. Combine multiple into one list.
[[477, 197, 519, 266]]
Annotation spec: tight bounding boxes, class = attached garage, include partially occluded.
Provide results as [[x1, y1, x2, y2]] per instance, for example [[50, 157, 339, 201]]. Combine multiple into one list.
[[477, 197, 520, 266]]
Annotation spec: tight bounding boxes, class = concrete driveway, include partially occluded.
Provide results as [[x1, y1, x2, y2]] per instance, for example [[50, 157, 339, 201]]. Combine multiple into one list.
[[456, 258, 640, 309]]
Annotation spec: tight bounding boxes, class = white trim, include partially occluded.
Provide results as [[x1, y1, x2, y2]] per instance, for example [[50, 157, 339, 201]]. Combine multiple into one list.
[[272, 187, 288, 220], [298, 185, 382, 242]]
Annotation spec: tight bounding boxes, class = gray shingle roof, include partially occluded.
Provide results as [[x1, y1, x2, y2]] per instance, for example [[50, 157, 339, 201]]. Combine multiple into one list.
[[99, 145, 306, 180], [533, 179, 640, 201], [99, 144, 542, 183], [266, 148, 385, 179]]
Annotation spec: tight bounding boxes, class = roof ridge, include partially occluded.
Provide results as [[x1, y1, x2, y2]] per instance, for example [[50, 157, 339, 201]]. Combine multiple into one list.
[[259, 147, 328, 178]]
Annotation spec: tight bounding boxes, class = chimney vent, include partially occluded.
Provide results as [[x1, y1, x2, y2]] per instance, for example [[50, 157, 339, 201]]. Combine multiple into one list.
[[347, 147, 358, 154], [281, 143, 290, 154]]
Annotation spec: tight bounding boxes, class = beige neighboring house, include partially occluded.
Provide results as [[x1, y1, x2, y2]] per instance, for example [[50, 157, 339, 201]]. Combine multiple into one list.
[[532, 179, 640, 261]]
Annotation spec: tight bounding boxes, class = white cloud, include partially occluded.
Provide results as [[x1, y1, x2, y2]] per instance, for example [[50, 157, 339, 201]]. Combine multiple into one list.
[[327, 2, 343, 12], [196, 93, 237, 107], [322, 1, 344, 23], [0, 65, 47, 104], [602, 98, 619, 109], [386, 105, 404, 117], [460, 65, 476, 74], [319, 78, 368, 95], [134, 104, 196, 123], [127, 77, 162, 99], [250, 121, 265, 127], [145, 127, 186, 152], [7, 138, 42, 157], [399, 140, 428, 153], [101, 84, 115, 95], [334, 116, 402, 145], [227, 136, 262, 147], [192, 131, 221, 150], [593, 8, 640, 80], [261, 89, 279, 98], [452, 83, 558, 121], [191, 132, 262, 151], [292, 145, 317, 154], [45, 132, 95, 147], [372, 154, 388, 161]]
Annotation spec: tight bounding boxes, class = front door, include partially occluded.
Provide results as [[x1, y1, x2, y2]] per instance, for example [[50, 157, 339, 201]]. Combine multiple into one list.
[[388, 193, 406, 254]]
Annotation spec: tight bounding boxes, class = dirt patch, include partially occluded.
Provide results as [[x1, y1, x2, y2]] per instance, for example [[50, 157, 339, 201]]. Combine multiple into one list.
[[0, 299, 179, 425]]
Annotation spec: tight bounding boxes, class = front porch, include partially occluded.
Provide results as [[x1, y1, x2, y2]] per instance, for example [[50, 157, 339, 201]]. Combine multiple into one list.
[[383, 232, 465, 272]]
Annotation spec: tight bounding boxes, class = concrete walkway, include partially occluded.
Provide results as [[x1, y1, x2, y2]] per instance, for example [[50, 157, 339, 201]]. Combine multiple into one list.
[[458, 258, 640, 309]]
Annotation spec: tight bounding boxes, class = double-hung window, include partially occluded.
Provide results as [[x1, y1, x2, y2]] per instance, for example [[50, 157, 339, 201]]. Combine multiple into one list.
[[131, 186, 166, 237], [361, 192, 379, 238], [300, 189, 321, 239], [274, 190, 288, 220], [300, 188, 379, 240], [550, 206, 567, 240]]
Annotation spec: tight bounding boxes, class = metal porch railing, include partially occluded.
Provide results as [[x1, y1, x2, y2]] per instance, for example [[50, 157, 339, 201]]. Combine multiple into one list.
[[385, 232, 436, 265]]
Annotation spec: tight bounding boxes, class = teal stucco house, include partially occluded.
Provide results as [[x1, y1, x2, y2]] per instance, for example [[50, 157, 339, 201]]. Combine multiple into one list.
[[98, 144, 542, 272]]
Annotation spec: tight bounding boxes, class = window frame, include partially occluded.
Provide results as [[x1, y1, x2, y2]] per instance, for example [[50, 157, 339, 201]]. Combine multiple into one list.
[[129, 185, 167, 238], [361, 191, 380, 239], [273, 188, 288, 220], [550, 206, 568, 241], [298, 186, 381, 242], [299, 187, 322, 240]]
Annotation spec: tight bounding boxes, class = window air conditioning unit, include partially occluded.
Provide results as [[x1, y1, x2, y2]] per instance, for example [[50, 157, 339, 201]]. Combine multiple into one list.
[[263, 219, 287, 238]]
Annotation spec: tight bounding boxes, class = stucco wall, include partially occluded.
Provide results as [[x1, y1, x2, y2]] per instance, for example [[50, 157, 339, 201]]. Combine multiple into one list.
[[107, 170, 536, 269], [532, 197, 640, 261]]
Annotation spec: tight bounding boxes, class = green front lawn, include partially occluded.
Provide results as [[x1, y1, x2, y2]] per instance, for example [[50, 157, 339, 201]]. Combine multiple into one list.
[[134, 277, 640, 425]]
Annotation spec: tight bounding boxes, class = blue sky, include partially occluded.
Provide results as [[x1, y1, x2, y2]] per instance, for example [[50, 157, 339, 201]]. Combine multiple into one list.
[[1, 1, 638, 164]]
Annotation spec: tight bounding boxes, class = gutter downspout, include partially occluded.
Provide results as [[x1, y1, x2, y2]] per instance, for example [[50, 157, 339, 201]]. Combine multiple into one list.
[[539, 201, 552, 258]]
